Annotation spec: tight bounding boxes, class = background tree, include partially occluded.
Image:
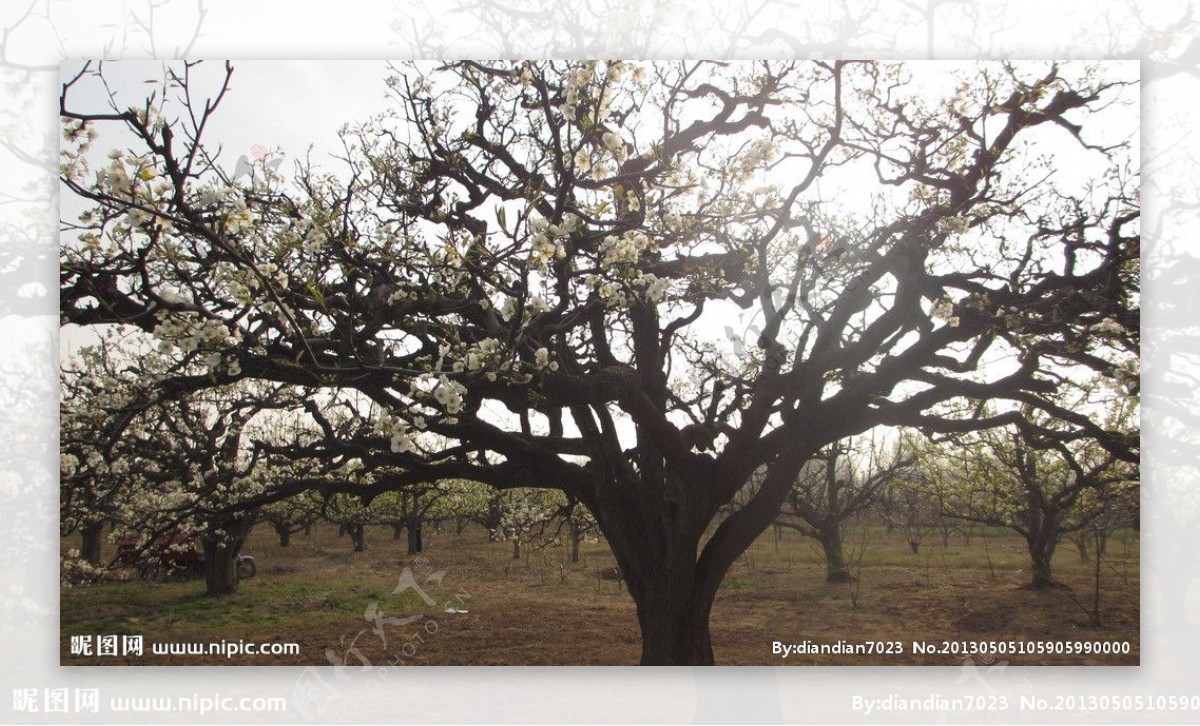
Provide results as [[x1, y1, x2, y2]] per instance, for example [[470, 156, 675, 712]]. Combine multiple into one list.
[[916, 389, 1138, 588], [776, 436, 912, 582], [261, 492, 320, 548], [558, 498, 601, 564], [60, 60, 1139, 663], [881, 476, 940, 555], [60, 343, 136, 565], [489, 487, 567, 560], [104, 379, 291, 595], [370, 482, 456, 555]]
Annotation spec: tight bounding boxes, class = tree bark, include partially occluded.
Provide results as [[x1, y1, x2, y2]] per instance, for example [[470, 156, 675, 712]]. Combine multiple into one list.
[[569, 520, 582, 563], [270, 521, 292, 547], [351, 523, 366, 552], [202, 515, 255, 596], [81, 520, 105, 565], [202, 539, 240, 596], [596, 490, 725, 665], [620, 539, 719, 665], [635, 588, 716, 665], [1071, 531, 1091, 562], [1027, 531, 1058, 589], [406, 519, 423, 555], [817, 525, 851, 583]]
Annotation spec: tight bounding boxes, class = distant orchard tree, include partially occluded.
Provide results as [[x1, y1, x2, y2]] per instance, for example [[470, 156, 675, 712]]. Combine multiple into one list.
[[915, 390, 1138, 588], [776, 436, 912, 582]]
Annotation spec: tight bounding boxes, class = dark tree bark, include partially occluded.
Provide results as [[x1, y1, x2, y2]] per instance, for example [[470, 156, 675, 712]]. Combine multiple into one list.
[[80, 520, 105, 565], [203, 539, 241, 596], [350, 523, 366, 552], [569, 520, 582, 563], [269, 521, 294, 547], [1026, 525, 1059, 589], [406, 518, 423, 555], [202, 515, 256, 596], [817, 525, 851, 583], [1021, 493, 1063, 589], [613, 522, 719, 665]]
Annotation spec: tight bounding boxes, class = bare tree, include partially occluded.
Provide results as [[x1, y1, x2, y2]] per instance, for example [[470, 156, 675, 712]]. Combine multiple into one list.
[[776, 436, 911, 582]]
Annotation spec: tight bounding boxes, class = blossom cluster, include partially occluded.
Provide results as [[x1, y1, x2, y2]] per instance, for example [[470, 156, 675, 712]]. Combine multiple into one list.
[[931, 298, 960, 328], [935, 215, 971, 236], [599, 230, 652, 267], [732, 137, 777, 181], [526, 213, 579, 267], [152, 311, 242, 373]]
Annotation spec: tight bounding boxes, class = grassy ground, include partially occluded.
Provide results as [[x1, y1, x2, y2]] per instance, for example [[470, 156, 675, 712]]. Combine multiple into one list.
[[60, 522, 1139, 665]]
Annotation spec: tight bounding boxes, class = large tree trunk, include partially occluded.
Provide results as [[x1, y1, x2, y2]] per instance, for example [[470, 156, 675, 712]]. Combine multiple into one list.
[[202, 540, 240, 596], [618, 533, 723, 665], [597, 488, 725, 665], [1027, 532, 1058, 589], [635, 585, 715, 665], [406, 517, 423, 555], [202, 515, 255, 596], [81, 520, 105, 565], [584, 407, 813, 665], [817, 525, 851, 583], [1024, 505, 1061, 589]]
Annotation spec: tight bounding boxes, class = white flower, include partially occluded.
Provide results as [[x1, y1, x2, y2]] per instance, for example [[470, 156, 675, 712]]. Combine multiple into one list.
[[601, 131, 628, 163], [936, 215, 971, 236], [1089, 318, 1125, 337]]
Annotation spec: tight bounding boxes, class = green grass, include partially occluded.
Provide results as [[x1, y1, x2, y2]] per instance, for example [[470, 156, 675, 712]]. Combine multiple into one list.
[[62, 570, 441, 642]]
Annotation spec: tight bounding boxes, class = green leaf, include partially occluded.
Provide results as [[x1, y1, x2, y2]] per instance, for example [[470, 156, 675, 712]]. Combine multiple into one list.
[[307, 282, 325, 305]]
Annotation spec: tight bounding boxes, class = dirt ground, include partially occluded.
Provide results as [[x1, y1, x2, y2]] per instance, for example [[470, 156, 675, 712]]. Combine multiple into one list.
[[60, 522, 1139, 666]]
